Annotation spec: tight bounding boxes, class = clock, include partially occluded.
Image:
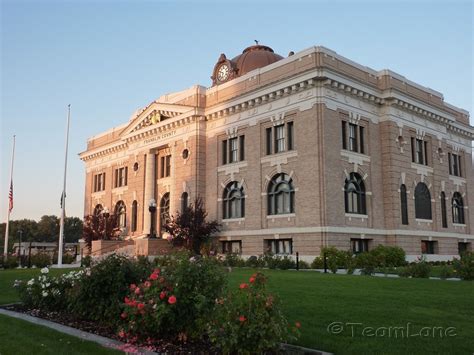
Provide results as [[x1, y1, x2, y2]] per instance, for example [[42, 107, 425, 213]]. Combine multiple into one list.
[[217, 63, 230, 82]]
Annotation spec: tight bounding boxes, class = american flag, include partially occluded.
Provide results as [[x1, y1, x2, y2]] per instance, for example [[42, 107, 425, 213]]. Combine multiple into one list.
[[8, 181, 13, 213]]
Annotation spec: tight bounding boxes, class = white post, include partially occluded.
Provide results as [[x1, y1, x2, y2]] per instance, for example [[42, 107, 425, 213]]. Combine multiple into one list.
[[58, 105, 71, 266], [3, 135, 16, 257]]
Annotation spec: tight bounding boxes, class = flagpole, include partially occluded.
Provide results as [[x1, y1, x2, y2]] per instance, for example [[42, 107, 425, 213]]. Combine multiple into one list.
[[58, 105, 71, 267], [4, 135, 16, 258]]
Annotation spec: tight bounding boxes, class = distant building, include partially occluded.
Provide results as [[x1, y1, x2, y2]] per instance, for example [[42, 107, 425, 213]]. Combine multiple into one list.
[[13, 242, 78, 256], [80, 44, 473, 261]]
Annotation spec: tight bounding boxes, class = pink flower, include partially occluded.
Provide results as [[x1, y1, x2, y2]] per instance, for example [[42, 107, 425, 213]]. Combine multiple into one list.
[[134, 287, 141, 295], [149, 273, 158, 281], [153, 268, 160, 275], [239, 283, 248, 289], [249, 276, 256, 283], [124, 297, 131, 305], [239, 315, 246, 322], [144, 281, 151, 288], [137, 303, 145, 310], [130, 284, 137, 291], [120, 312, 128, 319], [168, 295, 177, 305], [159, 291, 166, 300], [118, 329, 126, 338], [295, 321, 301, 329]]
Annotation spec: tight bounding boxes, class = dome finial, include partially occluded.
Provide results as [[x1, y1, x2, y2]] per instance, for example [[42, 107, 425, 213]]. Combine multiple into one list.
[[254, 39, 259, 45]]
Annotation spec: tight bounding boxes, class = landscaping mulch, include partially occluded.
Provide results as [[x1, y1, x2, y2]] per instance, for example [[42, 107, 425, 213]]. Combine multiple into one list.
[[2, 304, 218, 354]]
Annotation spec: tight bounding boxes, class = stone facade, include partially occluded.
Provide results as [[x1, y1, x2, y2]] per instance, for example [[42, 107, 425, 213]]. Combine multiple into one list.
[[80, 44, 474, 261]]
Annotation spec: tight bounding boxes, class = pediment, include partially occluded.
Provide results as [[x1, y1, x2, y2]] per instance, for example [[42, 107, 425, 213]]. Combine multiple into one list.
[[121, 101, 194, 136]]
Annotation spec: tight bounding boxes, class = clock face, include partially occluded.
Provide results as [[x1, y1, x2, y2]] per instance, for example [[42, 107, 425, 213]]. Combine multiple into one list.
[[217, 64, 230, 82]]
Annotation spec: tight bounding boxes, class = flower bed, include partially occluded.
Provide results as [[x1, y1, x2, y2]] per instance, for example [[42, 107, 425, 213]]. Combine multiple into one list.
[[12, 252, 300, 353]]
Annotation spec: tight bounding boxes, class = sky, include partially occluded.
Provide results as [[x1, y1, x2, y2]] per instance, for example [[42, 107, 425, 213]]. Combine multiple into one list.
[[1, 0, 473, 222]]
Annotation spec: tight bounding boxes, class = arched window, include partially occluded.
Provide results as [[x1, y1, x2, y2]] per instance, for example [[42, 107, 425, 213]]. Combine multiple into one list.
[[414, 183, 431, 220], [452, 192, 465, 224], [114, 200, 126, 228], [267, 173, 295, 215], [441, 192, 447, 228], [181, 192, 188, 213], [93, 204, 103, 216], [160, 193, 170, 234], [223, 182, 245, 219], [131, 200, 138, 232], [400, 184, 408, 225], [344, 173, 366, 214]]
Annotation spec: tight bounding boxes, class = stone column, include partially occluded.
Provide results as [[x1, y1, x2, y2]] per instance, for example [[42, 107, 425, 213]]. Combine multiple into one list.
[[143, 151, 156, 234]]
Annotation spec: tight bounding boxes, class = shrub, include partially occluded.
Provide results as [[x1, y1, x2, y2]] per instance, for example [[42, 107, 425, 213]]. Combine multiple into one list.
[[399, 257, 431, 278], [119, 252, 226, 341], [222, 253, 246, 267], [439, 265, 453, 279], [245, 255, 266, 268], [81, 255, 91, 267], [18, 267, 83, 311], [356, 252, 377, 275], [311, 256, 324, 269], [207, 272, 299, 353], [369, 245, 406, 267], [328, 257, 338, 274], [277, 256, 296, 270], [30, 253, 51, 268], [453, 252, 474, 280], [2, 255, 19, 269], [298, 260, 310, 269], [68, 254, 152, 325]]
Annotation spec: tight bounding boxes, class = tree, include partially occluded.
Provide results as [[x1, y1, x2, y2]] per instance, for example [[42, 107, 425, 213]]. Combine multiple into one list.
[[82, 212, 121, 249], [164, 197, 220, 255], [64, 217, 83, 243], [37, 215, 59, 242]]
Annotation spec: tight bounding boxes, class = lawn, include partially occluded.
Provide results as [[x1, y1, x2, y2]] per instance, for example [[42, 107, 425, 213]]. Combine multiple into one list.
[[1, 267, 473, 355], [0, 314, 121, 355]]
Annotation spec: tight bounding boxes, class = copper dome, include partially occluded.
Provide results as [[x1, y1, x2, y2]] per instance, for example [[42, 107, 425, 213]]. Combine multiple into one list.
[[231, 45, 283, 76]]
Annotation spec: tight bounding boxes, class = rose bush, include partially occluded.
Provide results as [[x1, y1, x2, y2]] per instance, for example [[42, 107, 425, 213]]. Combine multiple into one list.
[[207, 272, 299, 354], [119, 252, 226, 342]]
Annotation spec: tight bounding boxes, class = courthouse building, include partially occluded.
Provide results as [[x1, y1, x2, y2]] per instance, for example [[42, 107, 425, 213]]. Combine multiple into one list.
[[80, 43, 474, 261]]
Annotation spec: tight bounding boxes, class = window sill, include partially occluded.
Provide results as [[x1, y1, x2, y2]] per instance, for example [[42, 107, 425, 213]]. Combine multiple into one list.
[[260, 150, 298, 164], [345, 213, 368, 219], [340, 150, 370, 164], [217, 161, 247, 173], [267, 213, 296, 221], [223, 218, 245, 223], [112, 186, 128, 193], [453, 223, 466, 227], [415, 218, 432, 224], [410, 163, 433, 175]]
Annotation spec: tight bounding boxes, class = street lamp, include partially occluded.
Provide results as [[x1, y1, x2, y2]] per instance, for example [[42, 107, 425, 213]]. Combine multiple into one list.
[[102, 207, 110, 240], [148, 199, 157, 239], [17, 229, 23, 268]]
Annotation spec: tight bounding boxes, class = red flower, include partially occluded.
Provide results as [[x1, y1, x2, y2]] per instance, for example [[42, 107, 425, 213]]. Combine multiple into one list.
[[159, 291, 166, 300], [149, 273, 158, 281], [168, 295, 177, 305], [153, 268, 160, 275], [239, 315, 246, 322], [295, 321, 301, 329], [124, 297, 131, 305], [249, 276, 256, 283], [134, 287, 141, 295], [144, 281, 151, 288], [130, 284, 137, 291], [239, 283, 248, 289], [118, 330, 126, 338], [137, 303, 145, 310], [121, 312, 128, 319]]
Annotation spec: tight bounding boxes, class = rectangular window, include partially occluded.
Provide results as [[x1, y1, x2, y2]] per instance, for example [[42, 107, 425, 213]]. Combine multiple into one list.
[[349, 123, 358, 152], [415, 139, 424, 164], [342, 121, 347, 150], [222, 140, 227, 165], [421, 240, 437, 254], [160, 155, 171, 178], [229, 137, 238, 163], [114, 167, 128, 188], [424, 141, 429, 166], [93, 174, 105, 192], [239, 135, 245, 161], [275, 124, 285, 153], [165, 155, 171, 177], [160, 156, 165, 178], [450, 153, 462, 177], [359, 126, 364, 154], [266, 239, 292, 255], [287, 121, 294, 150], [351, 239, 369, 254], [221, 241, 242, 254], [266, 127, 272, 155], [458, 242, 470, 255], [411, 137, 415, 162]]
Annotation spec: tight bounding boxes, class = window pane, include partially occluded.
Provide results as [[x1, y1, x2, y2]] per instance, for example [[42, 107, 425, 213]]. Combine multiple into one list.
[[359, 126, 364, 154], [266, 128, 272, 155], [342, 121, 347, 150], [222, 140, 227, 164], [229, 138, 238, 163], [349, 124, 358, 152], [275, 125, 285, 153], [239, 135, 245, 161], [287, 122, 294, 150]]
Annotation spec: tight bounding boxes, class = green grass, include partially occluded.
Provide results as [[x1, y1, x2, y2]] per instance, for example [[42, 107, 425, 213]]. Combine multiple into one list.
[[227, 269, 474, 355], [0, 314, 121, 355], [1, 268, 473, 354]]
